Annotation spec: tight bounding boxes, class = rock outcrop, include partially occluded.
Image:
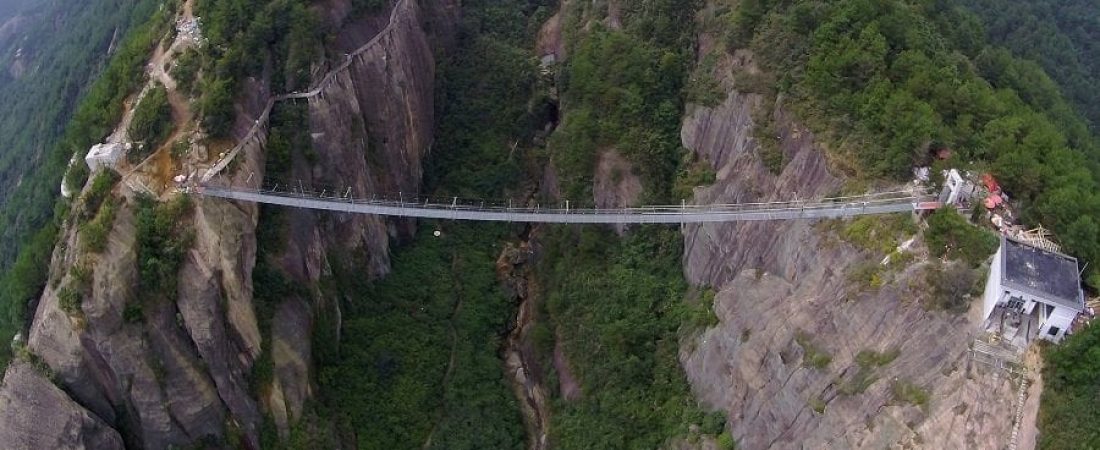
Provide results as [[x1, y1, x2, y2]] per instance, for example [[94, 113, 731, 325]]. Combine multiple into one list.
[[2, 0, 457, 447], [678, 35, 1016, 450], [0, 360, 124, 449]]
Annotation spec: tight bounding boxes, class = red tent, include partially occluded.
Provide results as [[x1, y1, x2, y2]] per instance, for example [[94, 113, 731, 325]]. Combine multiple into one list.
[[981, 173, 1000, 193], [984, 194, 1003, 209]]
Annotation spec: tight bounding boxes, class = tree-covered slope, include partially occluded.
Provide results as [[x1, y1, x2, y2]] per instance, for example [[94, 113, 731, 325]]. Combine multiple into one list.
[[723, 0, 1100, 447], [0, 0, 165, 366], [726, 0, 1100, 285], [0, 0, 161, 268], [959, 0, 1100, 135]]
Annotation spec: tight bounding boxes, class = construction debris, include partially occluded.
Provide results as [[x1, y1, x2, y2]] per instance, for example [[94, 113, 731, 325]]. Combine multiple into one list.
[[176, 17, 205, 46]]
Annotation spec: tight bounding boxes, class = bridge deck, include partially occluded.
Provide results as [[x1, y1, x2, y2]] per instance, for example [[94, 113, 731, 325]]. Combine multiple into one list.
[[198, 186, 929, 224]]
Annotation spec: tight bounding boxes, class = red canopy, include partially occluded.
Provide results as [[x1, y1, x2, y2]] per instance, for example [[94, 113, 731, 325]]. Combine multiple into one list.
[[984, 194, 1003, 209], [981, 173, 1000, 193]]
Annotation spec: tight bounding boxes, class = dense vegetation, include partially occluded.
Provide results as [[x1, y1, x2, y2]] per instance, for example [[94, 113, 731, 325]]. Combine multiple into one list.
[[550, 0, 695, 202], [725, 0, 1100, 286], [127, 82, 173, 161], [924, 208, 998, 267], [722, 0, 1100, 446], [1040, 324, 1100, 449], [0, 0, 163, 268], [959, 0, 1100, 135], [193, 0, 323, 137], [540, 226, 726, 448], [529, 0, 733, 447], [316, 225, 525, 449], [0, 0, 166, 366], [133, 195, 193, 305], [297, 1, 556, 447]]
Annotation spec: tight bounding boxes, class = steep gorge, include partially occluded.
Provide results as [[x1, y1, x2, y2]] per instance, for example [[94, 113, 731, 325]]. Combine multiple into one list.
[[0, 0, 1046, 448]]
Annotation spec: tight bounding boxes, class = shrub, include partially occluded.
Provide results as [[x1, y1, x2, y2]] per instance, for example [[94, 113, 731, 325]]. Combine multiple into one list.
[[891, 379, 930, 409], [856, 348, 900, 367], [135, 195, 193, 302], [79, 170, 119, 222], [924, 209, 998, 267], [923, 262, 981, 313], [672, 160, 717, 201], [684, 288, 720, 335], [716, 431, 738, 450], [170, 139, 190, 159], [840, 348, 899, 396], [57, 286, 82, 316], [123, 302, 143, 323], [79, 221, 109, 253], [70, 262, 92, 289], [795, 331, 832, 369], [79, 198, 117, 253], [846, 261, 885, 290], [839, 369, 878, 396], [841, 214, 917, 255], [752, 103, 784, 175], [808, 395, 827, 414], [128, 82, 173, 161], [171, 48, 200, 94]]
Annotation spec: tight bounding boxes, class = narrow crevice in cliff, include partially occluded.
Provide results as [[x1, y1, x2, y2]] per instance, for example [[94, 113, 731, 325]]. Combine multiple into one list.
[[498, 233, 551, 450]]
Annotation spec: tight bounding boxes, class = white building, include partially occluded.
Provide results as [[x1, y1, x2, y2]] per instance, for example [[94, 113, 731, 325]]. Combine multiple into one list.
[[84, 143, 128, 172], [982, 236, 1084, 344], [84, 141, 130, 171], [938, 169, 976, 207], [84, 143, 127, 170]]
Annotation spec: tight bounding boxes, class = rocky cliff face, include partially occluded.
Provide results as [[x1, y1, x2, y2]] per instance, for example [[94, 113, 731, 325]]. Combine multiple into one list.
[[1, 0, 455, 448], [0, 360, 124, 449], [678, 34, 1017, 450], [263, 0, 450, 432]]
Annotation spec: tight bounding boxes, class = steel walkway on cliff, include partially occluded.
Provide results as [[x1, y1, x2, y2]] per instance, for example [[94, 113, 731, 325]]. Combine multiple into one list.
[[200, 0, 411, 183], [196, 185, 936, 224]]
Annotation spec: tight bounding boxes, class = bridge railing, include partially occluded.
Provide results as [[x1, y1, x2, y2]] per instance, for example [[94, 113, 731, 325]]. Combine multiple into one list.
[[196, 183, 934, 217]]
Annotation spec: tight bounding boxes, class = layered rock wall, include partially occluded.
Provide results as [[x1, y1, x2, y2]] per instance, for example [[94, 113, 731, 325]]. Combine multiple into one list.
[[678, 37, 1017, 450]]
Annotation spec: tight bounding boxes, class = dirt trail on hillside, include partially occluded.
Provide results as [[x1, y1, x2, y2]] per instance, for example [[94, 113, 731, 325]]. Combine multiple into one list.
[[126, 0, 197, 191]]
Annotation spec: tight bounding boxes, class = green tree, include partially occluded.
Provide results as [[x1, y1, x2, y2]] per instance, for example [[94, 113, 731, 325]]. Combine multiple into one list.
[[924, 209, 998, 267], [128, 82, 173, 160]]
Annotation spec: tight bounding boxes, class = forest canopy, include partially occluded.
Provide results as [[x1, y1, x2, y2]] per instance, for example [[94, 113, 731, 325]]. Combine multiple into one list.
[[725, 0, 1100, 286]]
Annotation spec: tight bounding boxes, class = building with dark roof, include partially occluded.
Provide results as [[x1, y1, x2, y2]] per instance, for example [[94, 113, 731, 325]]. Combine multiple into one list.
[[982, 236, 1084, 344]]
